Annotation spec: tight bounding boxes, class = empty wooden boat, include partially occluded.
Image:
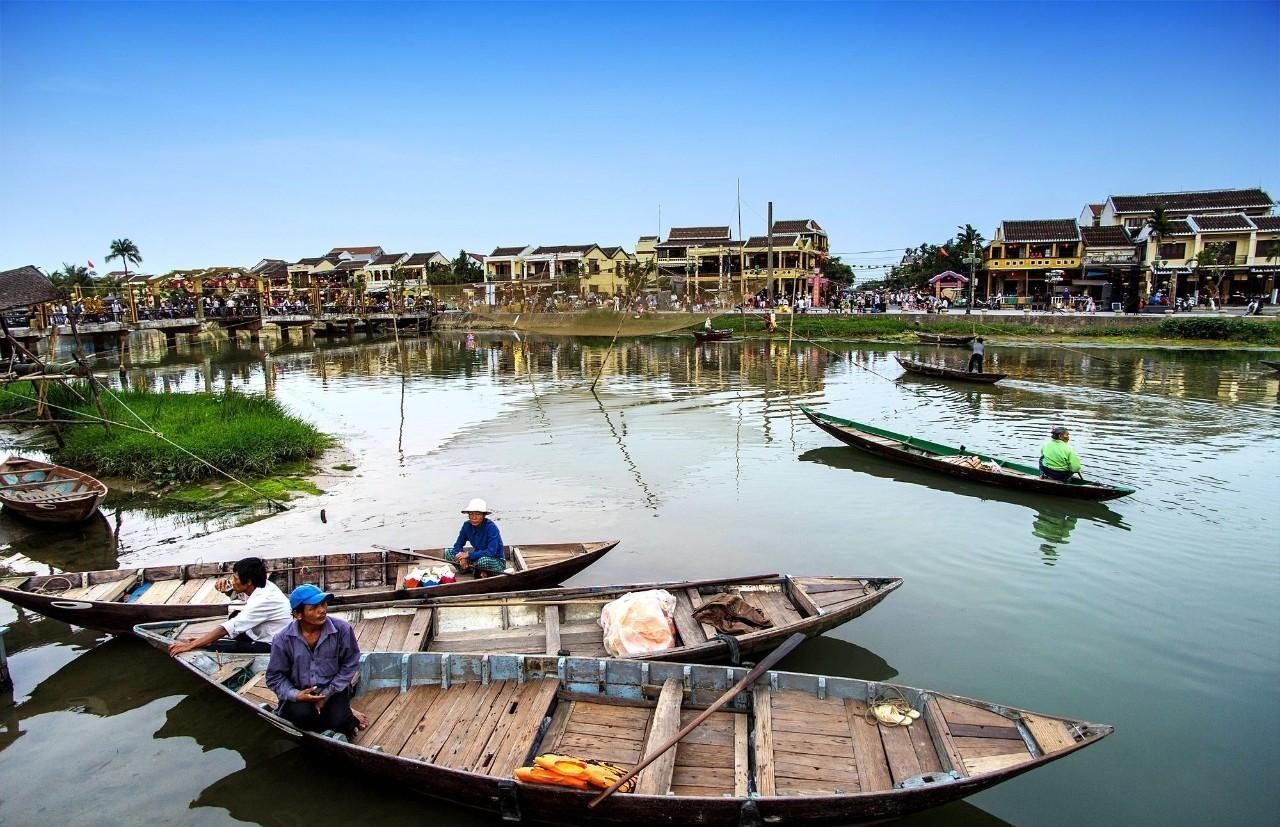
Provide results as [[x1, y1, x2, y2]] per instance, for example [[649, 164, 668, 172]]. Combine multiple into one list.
[[800, 407, 1135, 501], [693, 329, 733, 343], [914, 333, 975, 347], [131, 638, 1111, 826], [0, 456, 107, 524], [142, 573, 903, 664], [895, 356, 1006, 384], [0, 541, 617, 635]]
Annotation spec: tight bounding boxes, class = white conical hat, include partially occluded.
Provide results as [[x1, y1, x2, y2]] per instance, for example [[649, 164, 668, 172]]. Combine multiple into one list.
[[462, 498, 490, 514]]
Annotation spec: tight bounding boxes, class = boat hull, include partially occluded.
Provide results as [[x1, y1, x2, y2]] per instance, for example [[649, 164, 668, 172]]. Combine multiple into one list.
[[694, 329, 733, 343], [0, 457, 108, 524], [800, 408, 1133, 501], [136, 644, 1111, 827], [914, 333, 974, 347], [895, 356, 1005, 384], [0, 541, 617, 636]]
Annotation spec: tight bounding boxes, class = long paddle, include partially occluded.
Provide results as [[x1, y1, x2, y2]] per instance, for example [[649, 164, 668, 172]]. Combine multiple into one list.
[[587, 631, 806, 808]]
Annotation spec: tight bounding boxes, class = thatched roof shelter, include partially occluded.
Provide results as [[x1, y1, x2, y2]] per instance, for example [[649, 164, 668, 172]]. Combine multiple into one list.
[[0, 265, 59, 312]]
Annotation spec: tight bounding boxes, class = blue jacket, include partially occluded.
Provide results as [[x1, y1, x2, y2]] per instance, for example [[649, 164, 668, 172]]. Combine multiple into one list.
[[451, 518, 505, 562]]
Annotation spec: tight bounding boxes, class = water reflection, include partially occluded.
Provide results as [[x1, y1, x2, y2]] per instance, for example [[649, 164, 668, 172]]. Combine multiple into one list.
[[0, 510, 118, 571], [776, 634, 897, 683], [1032, 509, 1080, 566]]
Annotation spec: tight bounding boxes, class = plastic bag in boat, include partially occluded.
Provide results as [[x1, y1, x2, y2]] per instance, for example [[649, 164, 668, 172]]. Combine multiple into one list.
[[599, 589, 677, 657]]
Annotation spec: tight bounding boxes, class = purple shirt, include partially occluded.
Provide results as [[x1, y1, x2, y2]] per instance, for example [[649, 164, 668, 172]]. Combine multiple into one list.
[[266, 615, 360, 703]]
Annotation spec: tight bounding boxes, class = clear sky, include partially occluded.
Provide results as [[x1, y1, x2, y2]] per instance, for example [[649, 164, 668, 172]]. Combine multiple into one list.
[[2, 1, 1277, 277]]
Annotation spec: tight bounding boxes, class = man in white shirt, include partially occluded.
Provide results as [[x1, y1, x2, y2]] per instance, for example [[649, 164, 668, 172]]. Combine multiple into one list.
[[168, 557, 292, 656]]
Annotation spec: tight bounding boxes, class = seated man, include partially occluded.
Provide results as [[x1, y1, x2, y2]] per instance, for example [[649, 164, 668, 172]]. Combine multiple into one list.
[[168, 557, 291, 656], [444, 498, 507, 575], [1039, 426, 1082, 481], [266, 584, 367, 738]]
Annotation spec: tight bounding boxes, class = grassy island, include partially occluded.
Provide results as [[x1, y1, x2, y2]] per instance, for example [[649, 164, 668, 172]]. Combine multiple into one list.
[[0, 383, 331, 500]]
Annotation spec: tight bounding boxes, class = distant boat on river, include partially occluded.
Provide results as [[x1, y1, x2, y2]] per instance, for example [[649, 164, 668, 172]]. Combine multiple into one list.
[[693, 329, 733, 343], [915, 333, 975, 347], [0, 540, 617, 635], [895, 356, 1006, 384], [799, 408, 1135, 501], [0, 457, 107, 524]]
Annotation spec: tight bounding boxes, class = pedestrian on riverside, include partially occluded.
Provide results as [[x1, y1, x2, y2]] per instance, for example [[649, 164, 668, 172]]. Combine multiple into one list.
[[967, 337, 985, 373], [266, 584, 367, 739], [445, 498, 507, 575]]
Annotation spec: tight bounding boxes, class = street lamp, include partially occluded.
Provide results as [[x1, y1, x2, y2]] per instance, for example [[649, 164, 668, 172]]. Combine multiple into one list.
[[962, 250, 982, 314]]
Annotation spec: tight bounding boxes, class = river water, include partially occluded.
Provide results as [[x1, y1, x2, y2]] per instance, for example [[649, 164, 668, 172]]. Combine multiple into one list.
[[1, 331, 1277, 827]]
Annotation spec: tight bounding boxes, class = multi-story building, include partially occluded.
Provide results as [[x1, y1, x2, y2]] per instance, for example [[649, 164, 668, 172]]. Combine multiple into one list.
[[485, 246, 533, 282], [742, 219, 829, 299], [984, 219, 1082, 304], [1078, 226, 1138, 308], [363, 252, 408, 291], [655, 226, 745, 299]]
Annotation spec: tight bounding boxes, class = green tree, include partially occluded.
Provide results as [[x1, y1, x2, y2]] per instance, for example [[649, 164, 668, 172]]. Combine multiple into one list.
[[106, 238, 143, 282], [821, 255, 855, 285], [1196, 242, 1233, 303], [1145, 204, 1175, 301], [49, 262, 94, 288], [449, 250, 483, 284], [617, 259, 655, 300]]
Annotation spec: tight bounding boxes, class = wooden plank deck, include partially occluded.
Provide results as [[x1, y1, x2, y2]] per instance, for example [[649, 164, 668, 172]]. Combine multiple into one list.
[[544, 700, 650, 767]]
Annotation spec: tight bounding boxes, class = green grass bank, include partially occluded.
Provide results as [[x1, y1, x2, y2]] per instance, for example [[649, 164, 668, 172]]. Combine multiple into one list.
[[0, 383, 331, 494], [709, 314, 1280, 345]]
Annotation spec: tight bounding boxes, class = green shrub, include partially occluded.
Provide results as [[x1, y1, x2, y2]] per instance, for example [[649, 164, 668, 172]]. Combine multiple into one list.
[[1156, 317, 1279, 343]]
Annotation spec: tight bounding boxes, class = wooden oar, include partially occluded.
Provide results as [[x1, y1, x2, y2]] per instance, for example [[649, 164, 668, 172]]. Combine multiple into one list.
[[587, 632, 806, 807], [370, 544, 451, 564]]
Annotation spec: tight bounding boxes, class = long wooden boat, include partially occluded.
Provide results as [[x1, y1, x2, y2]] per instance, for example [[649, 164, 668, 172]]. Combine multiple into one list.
[[133, 636, 1111, 826], [914, 333, 975, 347], [0, 456, 108, 524], [800, 407, 1135, 501], [693, 329, 733, 343], [0, 541, 617, 636], [141, 573, 902, 664], [895, 356, 1006, 384]]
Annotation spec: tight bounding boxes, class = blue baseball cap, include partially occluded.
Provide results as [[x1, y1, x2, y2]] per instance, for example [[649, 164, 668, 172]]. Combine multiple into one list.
[[289, 583, 334, 611]]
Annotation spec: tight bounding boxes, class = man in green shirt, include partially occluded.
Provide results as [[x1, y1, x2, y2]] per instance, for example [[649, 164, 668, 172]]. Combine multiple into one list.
[[1039, 426, 1082, 481]]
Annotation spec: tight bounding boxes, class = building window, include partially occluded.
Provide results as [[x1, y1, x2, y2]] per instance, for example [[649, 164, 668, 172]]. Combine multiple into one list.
[[1056, 243, 1077, 257], [1158, 242, 1186, 259], [989, 246, 1002, 259], [1255, 239, 1280, 259], [1124, 218, 1144, 231]]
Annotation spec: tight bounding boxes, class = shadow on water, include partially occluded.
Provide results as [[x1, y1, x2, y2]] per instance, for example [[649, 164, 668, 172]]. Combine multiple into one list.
[[776, 634, 898, 683], [0, 510, 120, 571], [797, 446, 1130, 530]]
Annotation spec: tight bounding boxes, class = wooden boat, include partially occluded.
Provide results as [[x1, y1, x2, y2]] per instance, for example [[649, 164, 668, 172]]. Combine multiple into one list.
[[799, 407, 1135, 501], [1260, 360, 1280, 371], [141, 573, 903, 664], [132, 637, 1112, 826], [0, 456, 108, 524], [693, 329, 733, 343], [914, 333, 975, 347], [895, 356, 1006, 384], [0, 541, 617, 636]]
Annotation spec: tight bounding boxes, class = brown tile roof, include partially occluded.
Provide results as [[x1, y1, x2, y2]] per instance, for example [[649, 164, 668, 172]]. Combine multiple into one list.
[[403, 252, 443, 266], [655, 239, 743, 249], [0, 265, 59, 311], [1000, 219, 1080, 243], [333, 259, 366, 272], [1109, 188, 1273, 214], [1087, 204, 1103, 217], [771, 219, 825, 235], [667, 226, 730, 241], [530, 245, 598, 255], [327, 246, 382, 256], [1164, 220, 1194, 236], [254, 260, 290, 278], [1080, 226, 1133, 247], [490, 246, 529, 257], [637, 235, 659, 241], [1189, 214, 1254, 232], [1252, 216, 1280, 231], [370, 253, 406, 266], [293, 257, 324, 266], [599, 246, 624, 257], [744, 234, 800, 248]]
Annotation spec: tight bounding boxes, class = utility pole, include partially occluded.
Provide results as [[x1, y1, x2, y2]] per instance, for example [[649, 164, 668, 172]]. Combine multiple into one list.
[[962, 246, 982, 315], [766, 201, 774, 304]]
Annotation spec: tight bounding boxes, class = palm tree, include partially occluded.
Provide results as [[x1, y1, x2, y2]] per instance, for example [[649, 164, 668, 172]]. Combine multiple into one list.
[[106, 238, 143, 283], [51, 262, 93, 288], [1144, 205, 1175, 304]]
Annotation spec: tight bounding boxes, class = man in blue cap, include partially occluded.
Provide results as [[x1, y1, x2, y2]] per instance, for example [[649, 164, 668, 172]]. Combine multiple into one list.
[[266, 584, 367, 738]]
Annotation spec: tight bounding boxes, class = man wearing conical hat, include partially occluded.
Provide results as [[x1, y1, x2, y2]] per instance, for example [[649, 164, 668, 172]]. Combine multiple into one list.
[[445, 498, 507, 575]]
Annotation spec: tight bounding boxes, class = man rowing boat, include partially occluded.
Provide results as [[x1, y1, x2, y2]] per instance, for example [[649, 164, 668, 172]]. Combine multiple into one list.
[[1039, 426, 1082, 481]]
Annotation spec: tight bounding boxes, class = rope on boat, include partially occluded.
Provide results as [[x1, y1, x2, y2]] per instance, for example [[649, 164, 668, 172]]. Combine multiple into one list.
[[33, 576, 74, 595], [0, 385, 291, 512]]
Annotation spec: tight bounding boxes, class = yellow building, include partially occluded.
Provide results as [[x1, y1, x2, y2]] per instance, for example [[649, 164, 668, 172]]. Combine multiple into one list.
[[984, 219, 1082, 305]]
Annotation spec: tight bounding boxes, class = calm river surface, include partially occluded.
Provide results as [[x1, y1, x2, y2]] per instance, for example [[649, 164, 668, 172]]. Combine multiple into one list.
[[1, 331, 1277, 827]]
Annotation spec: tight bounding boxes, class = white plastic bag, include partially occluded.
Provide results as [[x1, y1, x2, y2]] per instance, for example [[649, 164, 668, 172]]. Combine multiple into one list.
[[599, 589, 677, 657]]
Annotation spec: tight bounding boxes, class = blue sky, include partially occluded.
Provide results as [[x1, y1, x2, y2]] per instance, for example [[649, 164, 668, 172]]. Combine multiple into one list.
[[2, 1, 1277, 277]]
